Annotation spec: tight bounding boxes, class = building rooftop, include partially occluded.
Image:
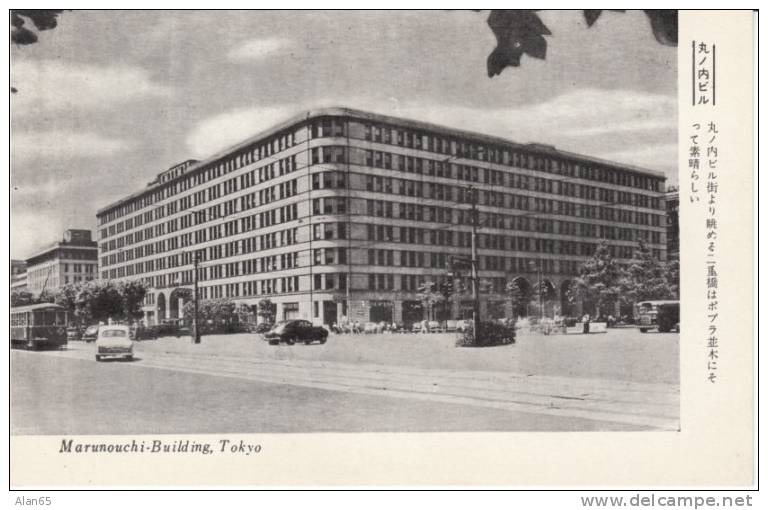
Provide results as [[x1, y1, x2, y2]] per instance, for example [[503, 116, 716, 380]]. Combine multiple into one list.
[[97, 106, 668, 216]]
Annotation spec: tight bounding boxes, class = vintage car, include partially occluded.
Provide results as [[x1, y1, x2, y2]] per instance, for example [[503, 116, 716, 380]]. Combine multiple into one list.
[[635, 300, 680, 333], [82, 324, 99, 343], [263, 320, 328, 345], [95, 325, 134, 361]]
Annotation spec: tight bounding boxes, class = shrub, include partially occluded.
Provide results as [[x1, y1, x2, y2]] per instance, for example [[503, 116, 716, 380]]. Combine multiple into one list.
[[456, 321, 516, 348]]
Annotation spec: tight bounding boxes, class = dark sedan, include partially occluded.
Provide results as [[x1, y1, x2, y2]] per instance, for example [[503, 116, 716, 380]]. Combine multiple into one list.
[[263, 320, 328, 345]]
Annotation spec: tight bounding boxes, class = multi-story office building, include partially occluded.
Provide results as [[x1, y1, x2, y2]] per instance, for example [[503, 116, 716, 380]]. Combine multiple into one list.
[[96, 107, 667, 326], [665, 187, 679, 259], [25, 229, 98, 294]]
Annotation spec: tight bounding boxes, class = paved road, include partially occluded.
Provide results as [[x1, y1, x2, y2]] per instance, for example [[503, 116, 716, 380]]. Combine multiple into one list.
[[11, 330, 679, 434]]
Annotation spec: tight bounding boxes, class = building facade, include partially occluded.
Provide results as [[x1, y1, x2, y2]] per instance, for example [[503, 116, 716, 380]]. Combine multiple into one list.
[[11, 259, 28, 292], [25, 229, 98, 295], [96, 108, 667, 326]]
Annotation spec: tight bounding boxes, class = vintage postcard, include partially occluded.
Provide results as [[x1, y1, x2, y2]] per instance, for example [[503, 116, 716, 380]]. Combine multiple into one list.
[[7, 9, 755, 487]]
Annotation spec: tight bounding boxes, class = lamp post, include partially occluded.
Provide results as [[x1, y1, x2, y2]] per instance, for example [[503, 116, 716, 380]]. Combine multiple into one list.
[[193, 251, 201, 344], [468, 185, 481, 329]]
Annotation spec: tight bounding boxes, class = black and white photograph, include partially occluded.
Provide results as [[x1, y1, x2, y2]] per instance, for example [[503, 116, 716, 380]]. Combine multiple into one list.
[[8, 9, 686, 440]]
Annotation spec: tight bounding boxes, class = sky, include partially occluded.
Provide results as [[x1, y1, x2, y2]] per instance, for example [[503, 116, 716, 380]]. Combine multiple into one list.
[[10, 10, 678, 260]]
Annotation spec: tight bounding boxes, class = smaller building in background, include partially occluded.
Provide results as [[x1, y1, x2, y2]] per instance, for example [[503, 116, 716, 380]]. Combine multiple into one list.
[[665, 187, 679, 260], [25, 229, 98, 295], [10, 259, 28, 292]]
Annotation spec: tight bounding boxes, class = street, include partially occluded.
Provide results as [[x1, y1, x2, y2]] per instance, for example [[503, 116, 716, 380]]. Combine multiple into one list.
[[11, 328, 679, 434]]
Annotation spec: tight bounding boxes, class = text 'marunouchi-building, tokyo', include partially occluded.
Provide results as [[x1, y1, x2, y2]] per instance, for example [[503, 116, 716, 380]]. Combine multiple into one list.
[[95, 108, 667, 326]]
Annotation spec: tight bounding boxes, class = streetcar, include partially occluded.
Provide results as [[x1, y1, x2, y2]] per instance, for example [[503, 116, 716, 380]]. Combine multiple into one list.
[[634, 300, 680, 333], [10, 303, 68, 350]]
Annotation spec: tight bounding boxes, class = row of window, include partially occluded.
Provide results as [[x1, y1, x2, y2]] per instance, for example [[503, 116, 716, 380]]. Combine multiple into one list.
[[339, 117, 663, 192], [102, 198, 300, 255], [360, 155, 662, 209], [100, 147, 298, 228]]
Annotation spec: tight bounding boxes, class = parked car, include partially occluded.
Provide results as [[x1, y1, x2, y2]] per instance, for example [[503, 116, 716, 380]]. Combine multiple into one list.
[[82, 325, 99, 343], [66, 327, 82, 342], [95, 325, 134, 361], [131, 325, 158, 341], [263, 320, 328, 345]]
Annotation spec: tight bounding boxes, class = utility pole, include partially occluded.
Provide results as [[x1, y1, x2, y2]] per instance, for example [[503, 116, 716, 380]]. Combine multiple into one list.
[[538, 260, 543, 321], [193, 251, 201, 344], [469, 185, 481, 329]]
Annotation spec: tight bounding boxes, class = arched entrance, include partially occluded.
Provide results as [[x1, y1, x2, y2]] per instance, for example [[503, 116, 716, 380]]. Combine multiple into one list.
[[560, 280, 576, 317], [169, 288, 190, 320], [509, 276, 532, 317], [156, 292, 166, 321], [535, 279, 557, 318]]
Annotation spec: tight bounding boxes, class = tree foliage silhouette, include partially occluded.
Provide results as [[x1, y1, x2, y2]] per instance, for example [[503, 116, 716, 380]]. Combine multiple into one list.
[[485, 9, 678, 77]]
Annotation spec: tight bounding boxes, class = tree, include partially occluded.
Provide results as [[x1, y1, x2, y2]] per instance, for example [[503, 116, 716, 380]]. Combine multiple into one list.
[[117, 280, 150, 322], [183, 298, 237, 326], [257, 298, 276, 323], [484, 10, 677, 77], [54, 283, 81, 324], [666, 258, 680, 299], [623, 241, 674, 303], [76, 280, 124, 323], [417, 281, 445, 321], [11, 289, 36, 307], [567, 240, 626, 317], [11, 10, 65, 46]]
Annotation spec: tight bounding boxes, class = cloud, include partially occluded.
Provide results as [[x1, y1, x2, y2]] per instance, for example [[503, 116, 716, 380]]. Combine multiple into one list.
[[10, 209, 68, 259], [186, 105, 300, 157], [10, 59, 172, 114], [12, 130, 132, 163], [185, 88, 677, 176], [358, 88, 677, 175], [598, 143, 679, 173], [227, 37, 294, 61]]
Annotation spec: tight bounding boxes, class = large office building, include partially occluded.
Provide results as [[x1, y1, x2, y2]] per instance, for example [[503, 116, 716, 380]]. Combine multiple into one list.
[[96, 108, 667, 326], [25, 229, 98, 294]]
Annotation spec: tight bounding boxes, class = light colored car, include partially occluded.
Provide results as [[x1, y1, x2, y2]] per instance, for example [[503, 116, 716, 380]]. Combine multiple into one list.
[[95, 325, 134, 361]]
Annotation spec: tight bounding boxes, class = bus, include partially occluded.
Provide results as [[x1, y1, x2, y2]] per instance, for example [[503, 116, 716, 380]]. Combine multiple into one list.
[[634, 300, 680, 333], [10, 303, 68, 350]]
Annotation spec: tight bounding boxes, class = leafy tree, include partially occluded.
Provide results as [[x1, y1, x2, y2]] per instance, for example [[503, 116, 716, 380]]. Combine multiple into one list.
[[11, 10, 65, 46], [257, 298, 276, 323], [76, 280, 124, 323], [417, 280, 445, 321], [117, 280, 149, 321], [183, 298, 237, 325], [567, 240, 626, 317], [54, 283, 81, 324], [623, 241, 674, 303], [666, 258, 680, 299], [484, 9, 677, 77], [11, 289, 36, 307]]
